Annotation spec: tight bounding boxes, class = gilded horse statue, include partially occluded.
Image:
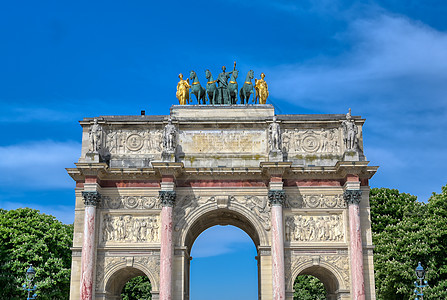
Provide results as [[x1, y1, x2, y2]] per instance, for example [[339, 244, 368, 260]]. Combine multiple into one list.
[[228, 69, 239, 104], [205, 69, 217, 105], [189, 70, 207, 105], [239, 70, 254, 105]]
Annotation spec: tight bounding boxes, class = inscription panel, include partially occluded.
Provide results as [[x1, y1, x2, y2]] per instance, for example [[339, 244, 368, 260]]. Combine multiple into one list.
[[178, 129, 267, 154]]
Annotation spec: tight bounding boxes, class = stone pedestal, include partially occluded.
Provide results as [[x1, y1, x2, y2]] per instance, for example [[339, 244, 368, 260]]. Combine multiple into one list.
[[269, 150, 284, 162], [343, 150, 360, 161], [162, 150, 176, 162], [80, 191, 101, 300], [85, 152, 100, 163]]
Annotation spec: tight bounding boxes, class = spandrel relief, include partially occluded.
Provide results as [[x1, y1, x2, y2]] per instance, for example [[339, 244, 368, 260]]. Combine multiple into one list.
[[285, 214, 344, 242], [105, 129, 163, 155], [102, 214, 160, 244], [281, 128, 341, 155]]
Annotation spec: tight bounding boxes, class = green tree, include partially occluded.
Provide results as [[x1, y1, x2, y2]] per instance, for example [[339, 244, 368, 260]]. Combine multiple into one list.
[[0, 208, 73, 300], [293, 275, 326, 300], [121, 275, 152, 300], [371, 186, 447, 299]]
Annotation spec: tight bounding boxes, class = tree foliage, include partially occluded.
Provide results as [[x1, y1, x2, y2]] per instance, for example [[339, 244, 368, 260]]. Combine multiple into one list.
[[0, 208, 73, 300], [293, 275, 326, 300], [121, 275, 152, 300], [371, 186, 447, 299]]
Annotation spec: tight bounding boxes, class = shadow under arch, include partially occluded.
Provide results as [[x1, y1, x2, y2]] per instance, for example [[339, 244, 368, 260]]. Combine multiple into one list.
[[289, 262, 348, 300], [102, 264, 159, 300]]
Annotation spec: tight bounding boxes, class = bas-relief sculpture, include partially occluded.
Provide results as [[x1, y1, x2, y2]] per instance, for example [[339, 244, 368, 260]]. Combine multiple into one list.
[[285, 214, 344, 242], [105, 130, 163, 155], [281, 128, 341, 154], [102, 214, 160, 243], [101, 195, 160, 210], [284, 194, 346, 209]]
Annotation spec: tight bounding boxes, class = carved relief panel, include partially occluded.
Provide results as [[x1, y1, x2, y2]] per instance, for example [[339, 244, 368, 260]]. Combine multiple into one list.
[[285, 193, 346, 209], [285, 213, 345, 243], [281, 128, 342, 155], [104, 129, 163, 155], [101, 214, 160, 244], [101, 195, 160, 210]]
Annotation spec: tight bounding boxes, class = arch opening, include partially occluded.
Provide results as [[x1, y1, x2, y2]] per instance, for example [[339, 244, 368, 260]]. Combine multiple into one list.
[[293, 274, 326, 300], [294, 266, 340, 300], [184, 209, 262, 300], [104, 267, 152, 300]]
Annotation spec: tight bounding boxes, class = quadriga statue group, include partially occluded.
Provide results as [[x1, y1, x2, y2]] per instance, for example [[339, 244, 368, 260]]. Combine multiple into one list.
[[176, 62, 269, 105]]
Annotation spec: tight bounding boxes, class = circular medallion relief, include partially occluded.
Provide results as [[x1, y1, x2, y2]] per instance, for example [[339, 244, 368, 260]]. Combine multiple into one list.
[[306, 195, 320, 208], [302, 135, 320, 152], [126, 134, 144, 151]]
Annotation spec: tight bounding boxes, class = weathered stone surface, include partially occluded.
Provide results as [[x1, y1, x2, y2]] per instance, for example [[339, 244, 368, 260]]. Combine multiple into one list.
[[68, 105, 378, 300]]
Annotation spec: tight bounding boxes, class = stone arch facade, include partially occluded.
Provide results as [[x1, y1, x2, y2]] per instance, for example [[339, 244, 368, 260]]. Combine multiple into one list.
[[68, 105, 378, 300]]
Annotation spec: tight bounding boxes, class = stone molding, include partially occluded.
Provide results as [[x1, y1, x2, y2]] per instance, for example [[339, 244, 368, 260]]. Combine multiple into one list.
[[82, 191, 101, 207], [343, 189, 362, 205], [159, 190, 176, 207], [268, 190, 286, 206]]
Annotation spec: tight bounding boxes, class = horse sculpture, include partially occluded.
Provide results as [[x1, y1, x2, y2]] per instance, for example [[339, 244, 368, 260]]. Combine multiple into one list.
[[205, 69, 217, 105], [228, 70, 238, 104], [239, 70, 254, 105], [189, 70, 207, 105]]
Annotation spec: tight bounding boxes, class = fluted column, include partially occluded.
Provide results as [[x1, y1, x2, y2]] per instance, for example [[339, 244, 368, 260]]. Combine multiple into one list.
[[80, 191, 101, 300], [159, 190, 176, 300], [344, 188, 365, 300], [268, 190, 286, 300]]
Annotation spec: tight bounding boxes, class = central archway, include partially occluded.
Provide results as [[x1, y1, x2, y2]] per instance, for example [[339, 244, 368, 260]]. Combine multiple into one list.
[[190, 225, 258, 299], [178, 207, 267, 300]]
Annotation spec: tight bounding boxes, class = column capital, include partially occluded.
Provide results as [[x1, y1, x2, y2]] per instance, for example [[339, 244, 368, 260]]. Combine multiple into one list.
[[159, 190, 176, 207], [82, 191, 101, 207], [343, 189, 362, 205], [268, 190, 286, 206]]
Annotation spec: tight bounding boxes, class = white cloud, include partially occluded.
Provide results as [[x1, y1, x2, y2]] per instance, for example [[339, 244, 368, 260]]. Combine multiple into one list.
[[0, 140, 80, 189], [191, 226, 254, 258]]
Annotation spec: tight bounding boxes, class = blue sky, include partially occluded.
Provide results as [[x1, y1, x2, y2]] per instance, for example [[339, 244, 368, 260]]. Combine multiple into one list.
[[1, 0, 447, 297]]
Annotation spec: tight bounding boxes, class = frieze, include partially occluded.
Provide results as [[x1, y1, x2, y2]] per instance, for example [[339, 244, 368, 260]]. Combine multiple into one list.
[[281, 128, 341, 154], [105, 129, 163, 155], [285, 194, 345, 209], [102, 214, 160, 243], [285, 214, 344, 242], [101, 195, 160, 210]]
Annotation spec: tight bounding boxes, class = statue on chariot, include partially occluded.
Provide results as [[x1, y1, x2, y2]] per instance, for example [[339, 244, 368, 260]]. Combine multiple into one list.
[[176, 62, 269, 105]]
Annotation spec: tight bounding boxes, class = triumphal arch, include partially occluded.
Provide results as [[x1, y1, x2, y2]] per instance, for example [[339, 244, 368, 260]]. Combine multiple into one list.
[[68, 82, 378, 300]]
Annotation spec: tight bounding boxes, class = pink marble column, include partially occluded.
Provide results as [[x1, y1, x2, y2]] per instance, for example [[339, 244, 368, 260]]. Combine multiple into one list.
[[80, 191, 101, 300], [344, 189, 365, 300], [269, 190, 286, 300], [159, 190, 176, 300]]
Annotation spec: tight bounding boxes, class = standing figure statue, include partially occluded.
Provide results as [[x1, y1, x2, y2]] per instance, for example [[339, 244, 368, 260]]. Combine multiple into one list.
[[342, 108, 358, 151], [89, 118, 102, 152], [176, 73, 191, 105], [255, 72, 269, 104], [216, 61, 237, 105], [228, 69, 239, 104], [205, 69, 217, 105], [268, 116, 281, 151], [189, 71, 207, 105], [239, 70, 254, 105], [163, 118, 177, 152]]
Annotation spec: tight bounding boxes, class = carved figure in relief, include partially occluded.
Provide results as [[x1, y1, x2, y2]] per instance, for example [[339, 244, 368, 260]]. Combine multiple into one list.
[[102, 214, 160, 243], [163, 118, 177, 152], [254, 72, 269, 104], [287, 215, 344, 242], [245, 196, 270, 225], [268, 117, 281, 151], [176, 73, 191, 105], [89, 118, 103, 152], [342, 108, 358, 150]]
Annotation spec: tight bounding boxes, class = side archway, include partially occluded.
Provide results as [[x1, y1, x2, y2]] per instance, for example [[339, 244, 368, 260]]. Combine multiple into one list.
[[97, 257, 160, 300], [288, 258, 350, 300]]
